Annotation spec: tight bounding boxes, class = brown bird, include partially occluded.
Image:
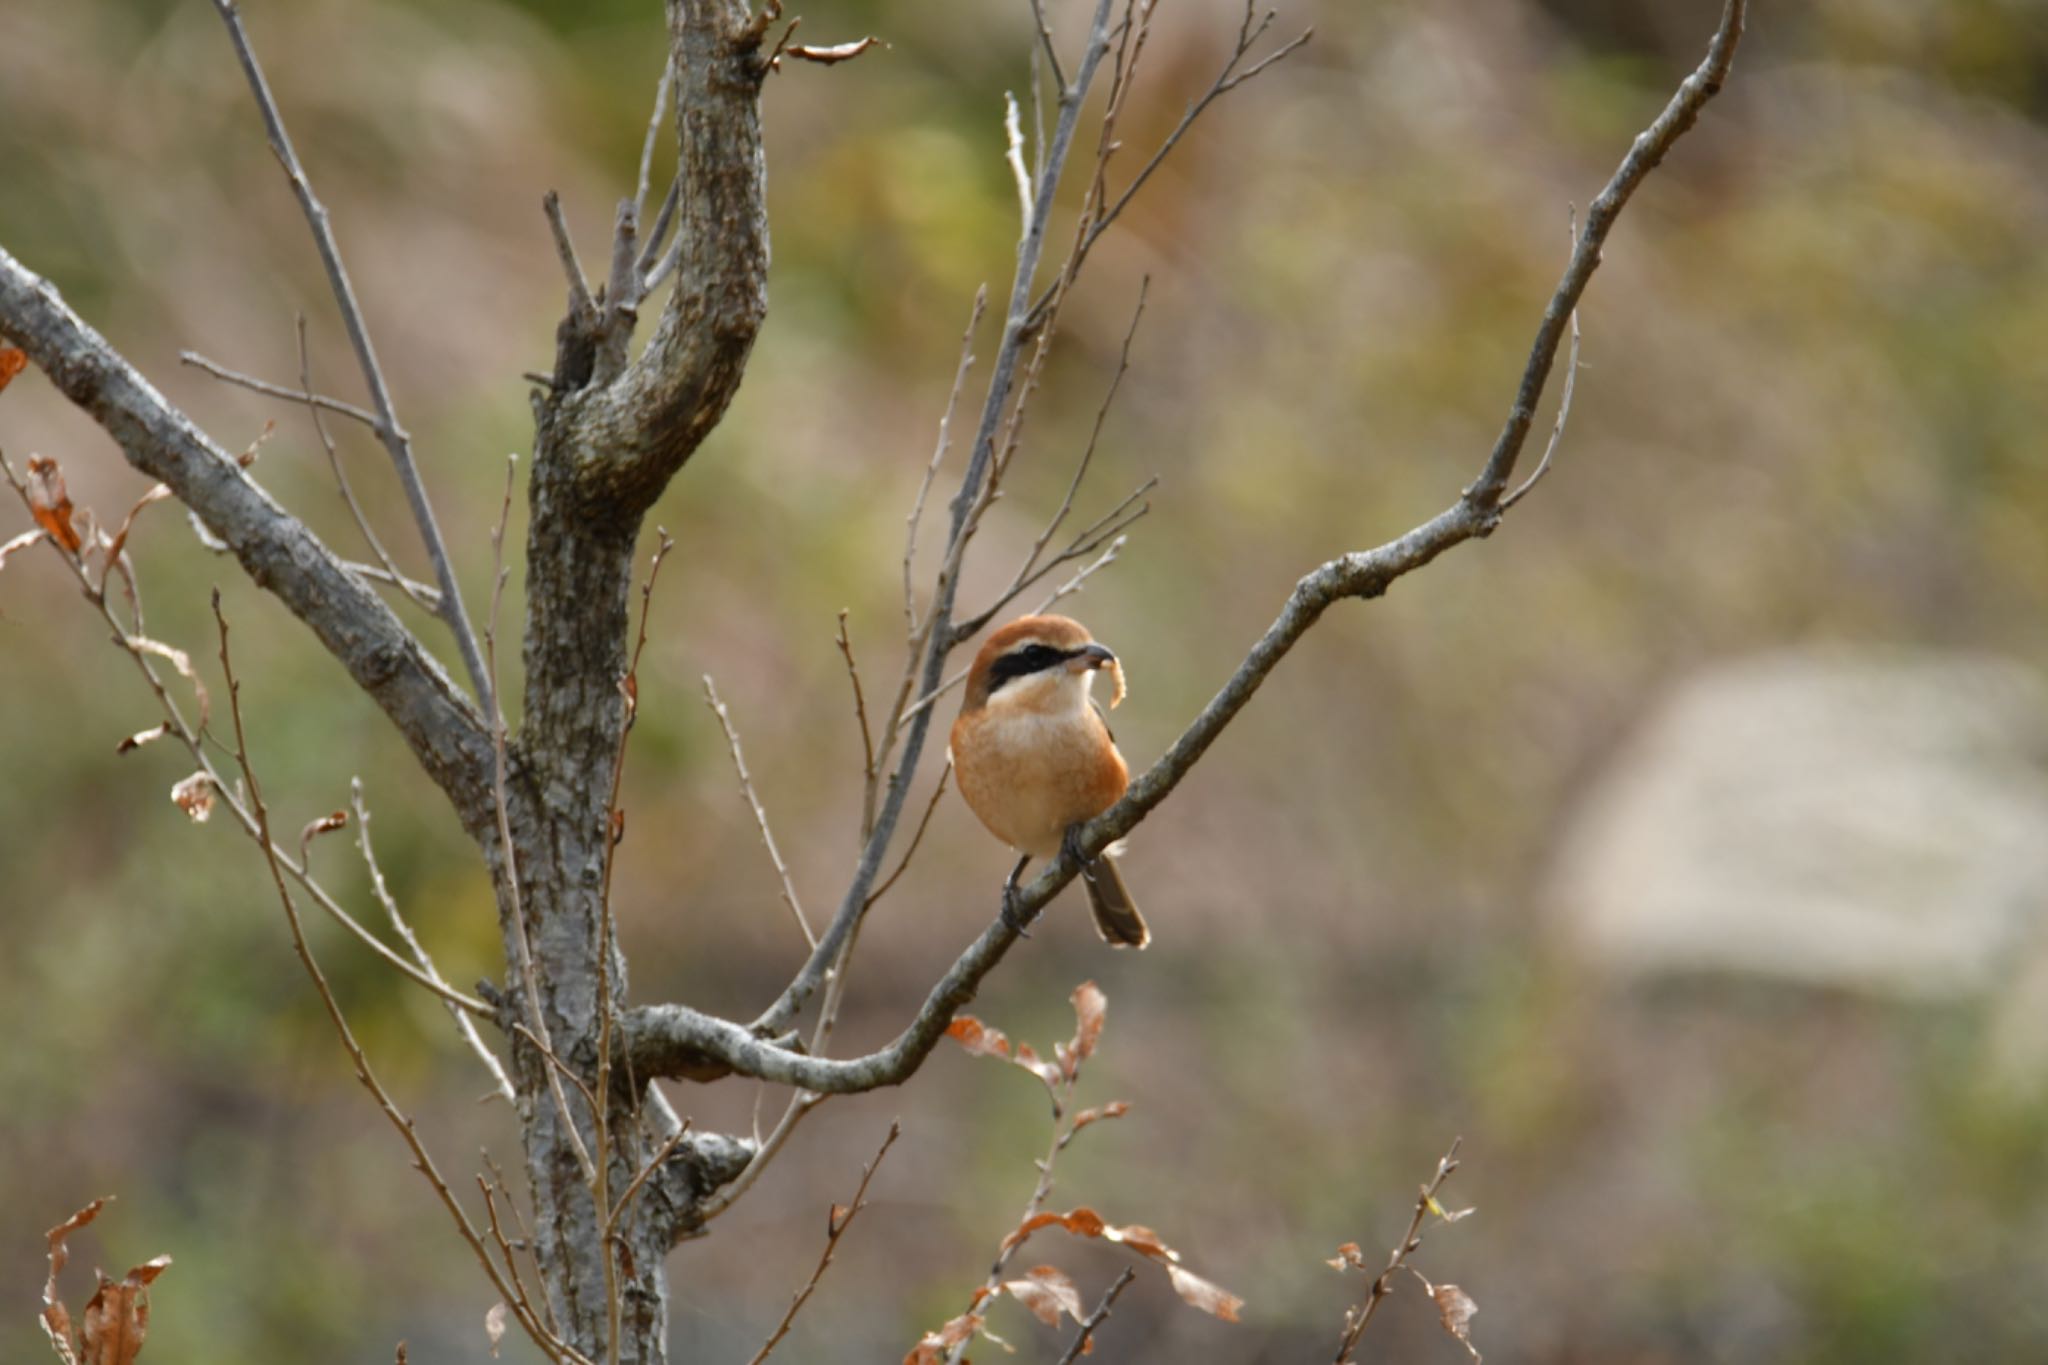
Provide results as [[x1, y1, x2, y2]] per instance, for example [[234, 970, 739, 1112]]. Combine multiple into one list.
[[949, 614, 1148, 948]]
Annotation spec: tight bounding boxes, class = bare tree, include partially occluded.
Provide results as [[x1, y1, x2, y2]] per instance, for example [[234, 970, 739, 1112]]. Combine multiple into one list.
[[0, 0, 1748, 1361]]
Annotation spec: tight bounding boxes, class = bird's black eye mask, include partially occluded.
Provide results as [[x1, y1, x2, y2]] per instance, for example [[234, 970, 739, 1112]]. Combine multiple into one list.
[[986, 642, 1074, 692]]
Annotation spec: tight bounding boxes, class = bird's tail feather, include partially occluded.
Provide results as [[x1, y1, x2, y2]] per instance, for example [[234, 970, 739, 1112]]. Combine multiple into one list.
[[1082, 853, 1149, 949]]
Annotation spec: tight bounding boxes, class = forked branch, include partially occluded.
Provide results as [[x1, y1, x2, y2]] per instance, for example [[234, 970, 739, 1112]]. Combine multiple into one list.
[[632, 0, 1748, 1091]]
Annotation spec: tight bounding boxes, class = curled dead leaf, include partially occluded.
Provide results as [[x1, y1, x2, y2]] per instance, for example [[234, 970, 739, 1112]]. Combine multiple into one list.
[[785, 36, 884, 64], [1070, 1101, 1130, 1135], [124, 637, 210, 731], [170, 772, 215, 823], [485, 1301, 507, 1357], [101, 484, 172, 568], [116, 724, 172, 755], [298, 811, 348, 862], [237, 419, 276, 468], [26, 455, 82, 554], [1326, 1241, 1368, 1270], [946, 1015, 1011, 1059], [1166, 1263, 1244, 1323], [904, 1310, 982, 1365], [1425, 1279, 1481, 1361], [0, 345, 26, 393], [1002, 1264, 1085, 1328], [79, 1257, 172, 1365], [1068, 981, 1106, 1070]]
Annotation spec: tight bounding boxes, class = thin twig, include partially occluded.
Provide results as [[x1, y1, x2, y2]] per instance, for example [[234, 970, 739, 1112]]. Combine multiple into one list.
[[834, 610, 876, 801], [865, 761, 950, 910], [607, 1118, 694, 1236], [544, 190, 600, 328], [1501, 212, 1583, 512], [295, 315, 436, 613], [722, 0, 1748, 1070], [0, 456, 489, 1019], [745, 1122, 901, 1365], [1054, 1267, 1137, 1365], [353, 776, 515, 1102], [179, 350, 379, 429], [753, 0, 1133, 1040], [1332, 1139, 1464, 1363], [210, 592, 590, 1365], [704, 676, 817, 949], [208, 0, 494, 717]]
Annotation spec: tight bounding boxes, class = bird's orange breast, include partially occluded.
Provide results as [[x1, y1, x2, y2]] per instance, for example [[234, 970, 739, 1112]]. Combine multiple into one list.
[[950, 704, 1128, 859]]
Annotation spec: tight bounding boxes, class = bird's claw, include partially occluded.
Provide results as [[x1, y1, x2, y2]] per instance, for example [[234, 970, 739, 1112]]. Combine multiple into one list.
[[1063, 824, 1095, 882], [1001, 880, 1034, 938]]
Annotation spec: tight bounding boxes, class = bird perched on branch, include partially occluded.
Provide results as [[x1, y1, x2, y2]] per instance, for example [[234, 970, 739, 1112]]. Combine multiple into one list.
[[949, 614, 1148, 948]]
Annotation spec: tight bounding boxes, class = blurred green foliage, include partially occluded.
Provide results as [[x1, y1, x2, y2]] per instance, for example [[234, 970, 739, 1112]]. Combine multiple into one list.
[[5, 0, 2048, 1360]]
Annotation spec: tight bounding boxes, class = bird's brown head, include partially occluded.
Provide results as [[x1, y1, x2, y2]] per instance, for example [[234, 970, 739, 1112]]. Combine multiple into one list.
[[962, 614, 1121, 714]]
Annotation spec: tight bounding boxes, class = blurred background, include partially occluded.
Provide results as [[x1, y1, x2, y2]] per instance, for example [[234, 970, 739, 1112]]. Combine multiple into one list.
[[4, 0, 2048, 1360]]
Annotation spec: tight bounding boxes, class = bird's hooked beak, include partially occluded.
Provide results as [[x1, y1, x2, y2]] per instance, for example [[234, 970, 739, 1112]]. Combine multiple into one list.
[[1065, 642, 1117, 674]]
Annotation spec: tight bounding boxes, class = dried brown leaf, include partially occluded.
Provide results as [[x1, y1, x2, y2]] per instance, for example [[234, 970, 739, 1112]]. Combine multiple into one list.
[[785, 36, 884, 64], [237, 419, 276, 469], [395, 1345, 407, 1365], [78, 1256, 170, 1365], [115, 724, 172, 755], [125, 637, 210, 730], [298, 811, 348, 862], [1426, 1280, 1481, 1360], [1102, 1222, 1176, 1262], [1165, 1263, 1244, 1323], [484, 1301, 507, 1357], [26, 456, 82, 554], [0, 345, 26, 393], [1068, 981, 1106, 1069], [43, 1199, 111, 1363], [101, 485, 172, 567], [1326, 1241, 1367, 1270], [1002, 1264, 1086, 1328], [1011, 1041, 1062, 1093], [904, 1311, 982, 1365], [1069, 1101, 1130, 1135], [946, 1015, 1011, 1060], [169, 772, 215, 823]]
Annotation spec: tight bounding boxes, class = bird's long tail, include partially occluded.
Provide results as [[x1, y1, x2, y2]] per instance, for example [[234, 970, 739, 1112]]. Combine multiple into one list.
[[1082, 852, 1149, 949]]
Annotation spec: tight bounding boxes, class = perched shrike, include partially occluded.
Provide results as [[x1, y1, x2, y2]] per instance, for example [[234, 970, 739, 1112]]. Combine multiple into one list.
[[949, 614, 1148, 948]]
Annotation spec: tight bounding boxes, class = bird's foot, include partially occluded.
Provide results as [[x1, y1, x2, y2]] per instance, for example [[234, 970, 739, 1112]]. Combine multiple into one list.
[[1063, 824, 1096, 882], [1001, 877, 1034, 938]]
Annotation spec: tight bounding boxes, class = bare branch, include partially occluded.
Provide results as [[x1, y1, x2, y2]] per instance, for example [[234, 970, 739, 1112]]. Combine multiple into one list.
[[295, 316, 438, 614], [0, 256, 498, 822], [207, 0, 494, 717], [353, 777, 515, 1103], [646, 0, 1748, 1088], [1055, 1268, 1137, 1365], [1028, 0, 1068, 93], [0, 452, 492, 1019], [865, 762, 951, 911], [544, 189, 601, 329], [704, 676, 817, 950], [210, 592, 590, 1365], [835, 610, 876, 800], [179, 349, 379, 430], [1332, 1138, 1465, 1363], [746, 1122, 900, 1365], [754, 0, 1124, 1042], [1502, 210, 1583, 512]]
